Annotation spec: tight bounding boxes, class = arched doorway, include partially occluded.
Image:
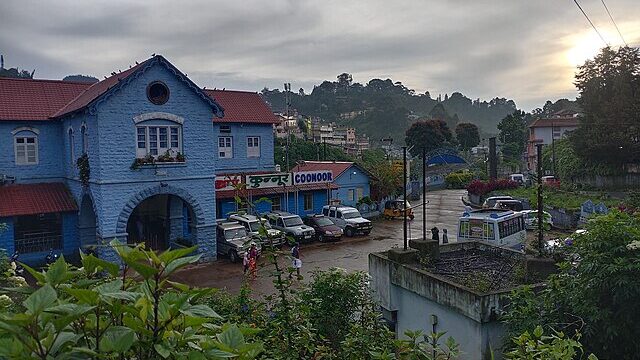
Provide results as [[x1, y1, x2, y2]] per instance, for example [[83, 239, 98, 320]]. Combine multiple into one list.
[[78, 194, 98, 247], [125, 194, 197, 251]]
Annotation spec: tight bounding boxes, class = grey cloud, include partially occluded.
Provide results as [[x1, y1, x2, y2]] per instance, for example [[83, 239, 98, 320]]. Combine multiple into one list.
[[0, 0, 638, 110]]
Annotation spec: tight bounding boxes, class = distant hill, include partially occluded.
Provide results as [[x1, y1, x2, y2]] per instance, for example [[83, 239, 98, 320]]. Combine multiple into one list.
[[63, 74, 99, 84], [260, 75, 518, 144]]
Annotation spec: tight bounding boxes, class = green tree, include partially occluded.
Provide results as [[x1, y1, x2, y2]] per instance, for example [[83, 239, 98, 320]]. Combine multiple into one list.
[[455, 122, 480, 150], [503, 211, 640, 359], [569, 46, 640, 167], [405, 119, 453, 157], [498, 111, 527, 161]]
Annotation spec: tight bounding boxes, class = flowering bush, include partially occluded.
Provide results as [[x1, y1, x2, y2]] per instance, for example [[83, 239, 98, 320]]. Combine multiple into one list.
[[466, 178, 519, 196]]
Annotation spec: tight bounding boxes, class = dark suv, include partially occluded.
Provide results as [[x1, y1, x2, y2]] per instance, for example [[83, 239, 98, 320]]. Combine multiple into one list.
[[303, 215, 343, 242]]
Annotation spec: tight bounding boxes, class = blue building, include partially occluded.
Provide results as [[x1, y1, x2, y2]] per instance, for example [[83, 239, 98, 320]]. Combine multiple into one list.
[[0, 55, 313, 265], [290, 161, 373, 207]]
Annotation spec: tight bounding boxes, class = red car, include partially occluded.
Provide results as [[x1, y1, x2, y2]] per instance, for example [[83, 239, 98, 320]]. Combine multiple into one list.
[[303, 215, 343, 242]]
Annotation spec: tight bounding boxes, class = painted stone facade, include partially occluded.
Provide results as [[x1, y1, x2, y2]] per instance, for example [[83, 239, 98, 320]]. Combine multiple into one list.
[[0, 56, 222, 264]]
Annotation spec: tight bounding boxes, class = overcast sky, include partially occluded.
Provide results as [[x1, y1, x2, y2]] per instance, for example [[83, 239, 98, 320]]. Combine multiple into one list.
[[1, 0, 638, 110]]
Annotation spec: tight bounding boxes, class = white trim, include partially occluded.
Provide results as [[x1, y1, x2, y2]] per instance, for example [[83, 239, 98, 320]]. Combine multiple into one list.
[[133, 112, 184, 125], [11, 126, 40, 135]]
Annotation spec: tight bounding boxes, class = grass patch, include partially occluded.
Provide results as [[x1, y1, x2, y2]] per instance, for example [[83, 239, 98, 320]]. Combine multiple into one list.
[[490, 187, 620, 211]]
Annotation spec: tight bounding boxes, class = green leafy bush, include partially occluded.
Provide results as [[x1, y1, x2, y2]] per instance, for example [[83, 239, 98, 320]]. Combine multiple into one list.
[[0, 241, 263, 359], [445, 170, 473, 189], [503, 211, 640, 358]]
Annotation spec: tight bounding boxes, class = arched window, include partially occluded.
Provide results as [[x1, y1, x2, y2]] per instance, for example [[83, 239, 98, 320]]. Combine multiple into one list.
[[12, 127, 39, 165], [81, 124, 88, 154], [68, 128, 75, 165]]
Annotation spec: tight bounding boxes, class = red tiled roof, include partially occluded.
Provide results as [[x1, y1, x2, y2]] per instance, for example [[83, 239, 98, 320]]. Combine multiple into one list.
[[0, 78, 90, 121], [0, 183, 78, 217], [529, 117, 579, 128], [290, 161, 355, 178], [205, 90, 279, 124], [216, 183, 337, 199], [52, 59, 151, 118]]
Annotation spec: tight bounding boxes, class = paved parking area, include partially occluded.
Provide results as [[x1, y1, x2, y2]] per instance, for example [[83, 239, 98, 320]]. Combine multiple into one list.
[[172, 189, 467, 295]]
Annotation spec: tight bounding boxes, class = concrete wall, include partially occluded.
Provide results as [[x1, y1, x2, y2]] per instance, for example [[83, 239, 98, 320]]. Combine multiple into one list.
[[369, 244, 519, 359], [331, 165, 371, 206], [575, 173, 640, 189]]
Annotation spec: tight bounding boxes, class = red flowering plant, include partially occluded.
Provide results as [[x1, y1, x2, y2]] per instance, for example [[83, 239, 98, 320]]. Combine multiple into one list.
[[466, 178, 519, 196]]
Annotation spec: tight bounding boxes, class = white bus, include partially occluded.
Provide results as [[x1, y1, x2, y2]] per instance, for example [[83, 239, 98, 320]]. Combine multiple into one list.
[[457, 209, 526, 250]]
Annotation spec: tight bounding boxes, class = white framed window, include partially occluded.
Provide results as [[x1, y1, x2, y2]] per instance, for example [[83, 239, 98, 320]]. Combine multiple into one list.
[[136, 124, 182, 158], [356, 187, 364, 200], [348, 189, 355, 201], [68, 128, 75, 165], [219, 136, 233, 159], [247, 136, 260, 157], [14, 135, 38, 165]]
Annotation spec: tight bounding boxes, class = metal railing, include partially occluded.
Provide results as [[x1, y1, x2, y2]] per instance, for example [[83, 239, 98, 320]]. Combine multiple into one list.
[[15, 231, 62, 253]]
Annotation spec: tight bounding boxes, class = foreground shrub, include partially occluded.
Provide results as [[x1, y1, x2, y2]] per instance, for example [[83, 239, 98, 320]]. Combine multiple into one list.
[[0, 241, 263, 359]]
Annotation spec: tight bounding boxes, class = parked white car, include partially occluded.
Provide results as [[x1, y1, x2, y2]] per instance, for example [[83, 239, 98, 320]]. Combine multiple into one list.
[[321, 205, 372, 237], [482, 196, 514, 208], [520, 210, 553, 230]]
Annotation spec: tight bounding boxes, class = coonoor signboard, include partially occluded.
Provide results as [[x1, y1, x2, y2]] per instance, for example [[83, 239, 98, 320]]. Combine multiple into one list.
[[246, 173, 292, 189], [292, 170, 333, 185]]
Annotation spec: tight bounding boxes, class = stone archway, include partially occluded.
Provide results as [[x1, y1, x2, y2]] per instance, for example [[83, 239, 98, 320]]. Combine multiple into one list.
[[78, 193, 99, 248], [116, 185, 205, 250]]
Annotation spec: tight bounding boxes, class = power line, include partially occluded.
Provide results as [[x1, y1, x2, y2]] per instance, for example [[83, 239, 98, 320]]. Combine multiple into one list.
[[573, 0, 609, 46], [600, 0, 627, 46]]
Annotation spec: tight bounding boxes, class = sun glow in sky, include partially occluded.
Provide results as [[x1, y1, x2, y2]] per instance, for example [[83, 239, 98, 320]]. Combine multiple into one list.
[[566, 30, 614, 67]]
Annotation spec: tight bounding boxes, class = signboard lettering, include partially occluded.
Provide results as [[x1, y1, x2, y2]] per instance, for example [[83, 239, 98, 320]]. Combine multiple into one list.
[[292, 170, 333, 185], [215, 175, 242, 191], [246, 173, 292, 189]]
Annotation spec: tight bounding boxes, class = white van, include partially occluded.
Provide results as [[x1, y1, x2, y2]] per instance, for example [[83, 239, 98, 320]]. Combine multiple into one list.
[[457, 209, 526, 250]]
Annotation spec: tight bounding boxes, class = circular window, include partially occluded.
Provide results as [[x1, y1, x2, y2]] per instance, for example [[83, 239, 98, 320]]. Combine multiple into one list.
[[146, 81, 170, 105]]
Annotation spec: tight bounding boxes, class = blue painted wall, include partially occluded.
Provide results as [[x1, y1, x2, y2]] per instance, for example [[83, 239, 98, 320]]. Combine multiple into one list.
[[331, 165, 371, 207], [214, 123, 275, 174], [0, 121, 65, 183], [217, 189, 327, 219]]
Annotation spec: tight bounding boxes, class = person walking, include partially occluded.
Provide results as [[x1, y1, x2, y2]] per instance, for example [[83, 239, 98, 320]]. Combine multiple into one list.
[[243, 251, 250, 275], [431, 226, 440, 242], [290, 242, 302, 279], [442, 228, 449, 244], [248, 243, 258, 280]]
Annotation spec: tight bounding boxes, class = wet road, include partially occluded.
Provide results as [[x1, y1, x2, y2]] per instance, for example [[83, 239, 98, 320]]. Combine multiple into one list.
[[172, 189, 467, 295]]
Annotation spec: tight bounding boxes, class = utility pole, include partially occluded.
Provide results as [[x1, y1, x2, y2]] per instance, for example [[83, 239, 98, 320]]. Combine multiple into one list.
[[536, 144, 544, 254], [551, 122, 557, 176], [284, 82, 291, 171], [403, 146, 408, 250], [489, 137, 497, 180], [422, 146, 427, 241]]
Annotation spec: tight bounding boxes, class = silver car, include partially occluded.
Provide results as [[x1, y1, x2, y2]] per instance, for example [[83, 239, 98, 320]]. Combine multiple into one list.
[[228, 214, 285, 247], [216, 221, 260, 263]]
